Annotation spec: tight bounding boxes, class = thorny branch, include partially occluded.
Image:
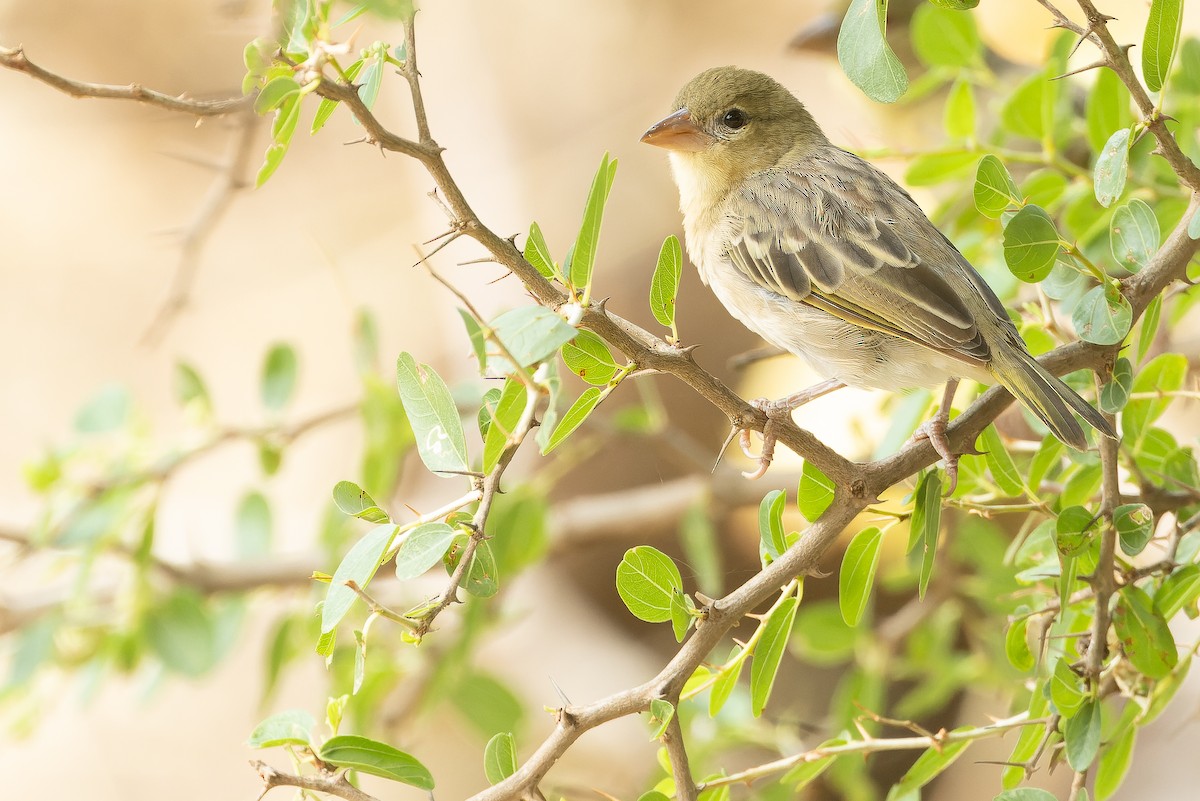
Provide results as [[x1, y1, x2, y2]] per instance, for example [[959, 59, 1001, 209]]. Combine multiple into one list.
[[3, 1, 1200, 799]]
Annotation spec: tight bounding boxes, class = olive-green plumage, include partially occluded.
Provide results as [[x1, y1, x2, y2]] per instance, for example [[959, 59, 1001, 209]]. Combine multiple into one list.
[[642, 67, 1113, 466]]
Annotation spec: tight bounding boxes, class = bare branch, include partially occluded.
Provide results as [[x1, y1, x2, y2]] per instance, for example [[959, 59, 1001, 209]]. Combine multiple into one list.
[[142, 107, 261, 344], [253, 761, 381, 801], [0, 45, 250, 116], [663, 713, 698, 801]]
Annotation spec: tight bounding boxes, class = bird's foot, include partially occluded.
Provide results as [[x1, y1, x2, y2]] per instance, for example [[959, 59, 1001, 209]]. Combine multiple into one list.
[[911, 416, 958, 493], [735, 379, 846, 480], [739, 397, 793, 480]]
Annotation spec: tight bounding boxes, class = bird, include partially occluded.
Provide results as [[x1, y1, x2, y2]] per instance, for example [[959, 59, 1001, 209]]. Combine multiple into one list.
[[640, 66, 1114, 489]]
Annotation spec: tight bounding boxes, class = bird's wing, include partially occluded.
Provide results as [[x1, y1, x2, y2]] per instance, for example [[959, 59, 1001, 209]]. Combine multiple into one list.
[[725, 153, 997, 367]]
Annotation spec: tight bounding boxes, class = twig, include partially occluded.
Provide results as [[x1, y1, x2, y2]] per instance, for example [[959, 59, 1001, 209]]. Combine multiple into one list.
[[663, 713, 698, 801], [253, 760, 381, 801], [0, 45, 249, 116], [142, 107, 261, 344], [694, 713, 1045, 792]]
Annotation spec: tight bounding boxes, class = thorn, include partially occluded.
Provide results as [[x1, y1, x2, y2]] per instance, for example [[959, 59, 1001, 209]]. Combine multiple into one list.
[[1051, 57, 1107, 80]]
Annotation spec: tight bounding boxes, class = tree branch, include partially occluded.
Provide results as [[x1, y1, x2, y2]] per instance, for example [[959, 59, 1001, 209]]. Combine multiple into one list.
[[252, 761, 381, 801], [0, 45, 250, 116]]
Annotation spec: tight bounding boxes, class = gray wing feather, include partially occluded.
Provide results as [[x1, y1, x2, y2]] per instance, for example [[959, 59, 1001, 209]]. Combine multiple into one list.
[[723, 151, 994, 366]]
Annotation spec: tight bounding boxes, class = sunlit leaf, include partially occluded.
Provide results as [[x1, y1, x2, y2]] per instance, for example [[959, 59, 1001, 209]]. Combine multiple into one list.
[[1003, 204, 1060, 282], [616, 546, 683, 623], [750, 596, 799, 716], [650, 235, 683, 332], [395, 522, 457, 580], [837, 0, 909, 103], [542, 387, 602, 454], [1143, 0, 1183, 92], [395, 352, 470, 476], [319, 735, 434, 789], [974, 155, 1021, 218], [839, 526, 883, 626], [321, 524, 395, 633], [483, 732, 517, 784], [247, 709, 315, 748]]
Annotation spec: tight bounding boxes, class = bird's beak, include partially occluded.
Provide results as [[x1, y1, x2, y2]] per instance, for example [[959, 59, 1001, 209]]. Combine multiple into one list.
[[640, 108, 715, 152]]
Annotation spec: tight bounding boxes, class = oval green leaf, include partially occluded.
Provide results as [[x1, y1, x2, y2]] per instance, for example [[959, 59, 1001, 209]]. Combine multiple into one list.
[[319, 734, 434, 789], [1003, 204, 1060, 282], [1110, 198, 1159, 272], [247, 709, 316, 748], [1072, 283, 1132, 345], [332, 480, 389, 523], [1114, 585, 1178, 679], [1142, 0, 1183, 93], [798, 461, 835, 522], [395, 522, 457, 580], [839, 526, 883, 627], [561, 330, 619, 386], [542, 387, 602, 454], [321, 524, 396, 633], [395, 352, 470, 477], [616, 545, 683, 623], [974, 155, 1021, 218], [1094, 127, 1131, 207], [483, 732, 517, 784], [750, 595, 799, 716], [490, 306, 577, 371], [650, 234, 683, 329], [837, 0, 909, 104]]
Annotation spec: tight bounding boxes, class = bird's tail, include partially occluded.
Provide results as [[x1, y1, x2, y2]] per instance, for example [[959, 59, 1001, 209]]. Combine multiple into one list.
[[988, 346, 1116, 449]]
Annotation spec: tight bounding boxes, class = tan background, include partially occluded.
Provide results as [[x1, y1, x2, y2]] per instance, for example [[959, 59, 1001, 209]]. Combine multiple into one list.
[[1, 1, 1198, 799]]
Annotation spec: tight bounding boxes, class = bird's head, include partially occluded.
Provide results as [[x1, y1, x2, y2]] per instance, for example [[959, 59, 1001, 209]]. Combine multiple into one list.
[[641, 67, 827, 183]]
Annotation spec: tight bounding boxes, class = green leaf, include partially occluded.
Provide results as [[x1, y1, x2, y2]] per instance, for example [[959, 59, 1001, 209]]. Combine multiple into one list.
[[758, 489, 787, 560], [839, 527, 883, 626], [1141, 654, 1191, 724], [910, 471, 943, 599], [174, 362, 211, 412], [780, 737, 845, 789], [1114, 503, 1153, 556], [1095, 720, 1135, 800], [395, 352, 470, 476], [76, 383, 131, 433], [1110, 198, 1159, 272], [483, 378, 527, 474], [893, 734, 971, 794], [1064, 697, 1102, 771], [1100, 357, 1133, 414], [524, 221, 558, 279], [235, 491, 272, 558], [458, 309, 487, 374], [1001, 72, 1047, 140], [837, 0, 909, 104], [542, 387, 602, 454], [1134, 294, 1162, 363], [616, 546, 683, 623], [1114, 585, 1178, 679], [995, 790, 1059, 801], [247, 710, 316, 748], [1003, 204, 1060, 282], [561, 330, 619, 386], [356, 55, 384, 110], [332, 481, 390, 523], [974, 155, 1021, 218], [928, 0, 978, 8], [1087, 68, 1133, 154], [943, 78, 976, 139], [647, 698, 674, 740], [1004, 616, 1034, 671], [1143, 0, 1183, 92], [395, 522, 457, 580], [261, 344, 298, 412], [1190, 207, 1200, 240], [490, 306, 577, 372], [910, 4, 980, 68], [1094, 127, 1131, 207], [321, 524, 396, 633], [1155, 564, 1200, 619], [709, 648, 746, 716], [312, 59, 364, 133], [1002, 684, 1051, 789], [1072, 283, 1132, 345], [448, 537, 500, 598], [255, 76, 301, 113], [1056, 505, 1098, 557], [144, 589, 217, 676], [1123, 353, 1188, 440], [650, 234, 683, 332], [1051, 658, 1085, 717], [570, 153, 617, 296], [319, 735, 434, 789], [798, 461, 835, 522], [980, 424, 1024, 496], [1023, 169, 1070, 209], [483, 732, 517, 784], [905, 151, 978, 186], [750, 595, 799, 716]]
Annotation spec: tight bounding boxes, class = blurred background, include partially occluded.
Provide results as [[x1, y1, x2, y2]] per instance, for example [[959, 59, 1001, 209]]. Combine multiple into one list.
[[2, 1, 1198, 799]]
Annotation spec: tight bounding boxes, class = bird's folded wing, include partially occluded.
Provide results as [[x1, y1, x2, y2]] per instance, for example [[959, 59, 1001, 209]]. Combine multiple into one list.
[[726, 164, 993, 367]]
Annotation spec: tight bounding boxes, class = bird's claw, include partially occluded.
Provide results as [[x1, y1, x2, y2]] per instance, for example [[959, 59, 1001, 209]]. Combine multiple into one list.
[[912, 417, 960, 494], [739, 397, 790, 480]]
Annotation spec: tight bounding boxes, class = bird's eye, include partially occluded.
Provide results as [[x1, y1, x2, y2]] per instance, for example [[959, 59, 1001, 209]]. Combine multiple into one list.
[[722, 109, 748, 130]]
